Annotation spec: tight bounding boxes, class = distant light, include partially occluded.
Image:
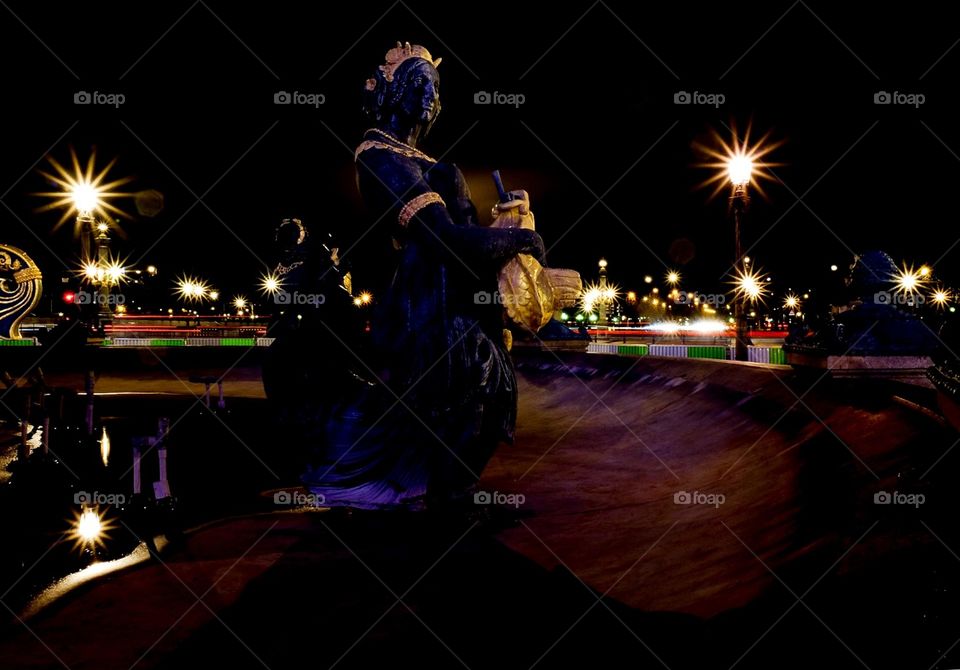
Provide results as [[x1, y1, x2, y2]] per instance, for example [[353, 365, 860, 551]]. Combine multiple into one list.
[[100, 427, 111, 467], [894, 264, 926, 299], [259, 272, 282, 297], [96, 221, 109, 233], [643, 319, 726, 334], [931, 287, 953, 309], [105, 261, 126, 285], [598, 258, 608, 269], [176, 276, 209, 302], [359, 291, 372, 304], [69, 506, 114, 552], [82, 261, 100, 282], [830, 264, 838, 272], [733, 267, 769, 303], [643, 275, 652, 284], [233, 296, 248, 310], [920, 266, 931, 277], [209, 291, 219, 301], [146, 265, 157, 275], [726, 153, 753, 186], [560, 311, 569, 320], [666, 270, 680, 286], [71, 183, 100, 215], [626, 291, 637, 302], [77, 509, 101, 541], [743, 256, 751, 265]]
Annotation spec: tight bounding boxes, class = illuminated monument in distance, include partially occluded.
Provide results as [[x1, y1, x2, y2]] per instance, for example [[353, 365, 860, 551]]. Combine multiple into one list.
[[0, 244, 43, 340]]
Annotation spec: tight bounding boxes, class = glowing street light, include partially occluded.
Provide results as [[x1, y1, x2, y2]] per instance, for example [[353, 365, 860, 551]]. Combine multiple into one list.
[[893, 263, 926, 302], [726, 153, 753, 187], [931, 287, 953, 309], [784, 293, 800, 310], [233, 296, 248, 312], [36, 149, 131, 231], [259, 271, 283, 297], [175, 276, 210, 302], [696, 123, 783, 361], [732, 266, 769, 304], [666, 270, 681, 286], [68, 506, 114, 553]]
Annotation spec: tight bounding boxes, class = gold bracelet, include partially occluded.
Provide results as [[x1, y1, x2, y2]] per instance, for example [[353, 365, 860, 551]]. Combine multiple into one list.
[[398, 192, 445, 228]]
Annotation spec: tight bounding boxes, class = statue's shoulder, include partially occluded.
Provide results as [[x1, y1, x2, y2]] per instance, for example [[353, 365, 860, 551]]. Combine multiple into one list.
[[354, 129, 437, 165]]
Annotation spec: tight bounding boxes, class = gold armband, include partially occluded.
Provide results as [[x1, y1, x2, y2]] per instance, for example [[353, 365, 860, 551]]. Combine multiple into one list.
[[398, 192, 445, 228]]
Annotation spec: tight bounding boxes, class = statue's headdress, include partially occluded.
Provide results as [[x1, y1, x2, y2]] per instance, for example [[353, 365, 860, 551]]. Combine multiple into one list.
[[365, 42, 441, 91]]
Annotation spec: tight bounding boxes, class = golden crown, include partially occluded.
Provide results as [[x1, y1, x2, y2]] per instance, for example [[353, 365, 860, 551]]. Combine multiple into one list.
[[373, 42, 441, 86]]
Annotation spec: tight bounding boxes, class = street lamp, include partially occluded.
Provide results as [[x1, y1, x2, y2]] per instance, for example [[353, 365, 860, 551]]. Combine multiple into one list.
[[728, 153, 754, 360], [695, 124, 782, 360], [38, 151, 132, 328]]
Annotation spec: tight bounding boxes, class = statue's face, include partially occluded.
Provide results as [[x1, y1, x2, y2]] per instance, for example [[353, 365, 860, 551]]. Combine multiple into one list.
[[397, 61, 440, 127]]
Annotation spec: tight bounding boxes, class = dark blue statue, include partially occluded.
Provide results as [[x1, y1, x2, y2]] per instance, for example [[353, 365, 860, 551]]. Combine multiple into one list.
[[784, 250, 939, 355], [276, 43, 549, 510]]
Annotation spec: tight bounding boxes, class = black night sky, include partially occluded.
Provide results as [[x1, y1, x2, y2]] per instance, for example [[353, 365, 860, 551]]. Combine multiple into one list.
[[2, 0, 959, 302]]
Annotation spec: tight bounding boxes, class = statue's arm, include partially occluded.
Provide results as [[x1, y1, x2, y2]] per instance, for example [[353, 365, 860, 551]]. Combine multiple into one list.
[[358, 150, 544, 265]]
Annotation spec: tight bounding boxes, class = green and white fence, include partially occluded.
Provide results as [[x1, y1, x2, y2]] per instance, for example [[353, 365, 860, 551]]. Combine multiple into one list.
[[587, 342, 787, 365], [103, 337, 275, 348]]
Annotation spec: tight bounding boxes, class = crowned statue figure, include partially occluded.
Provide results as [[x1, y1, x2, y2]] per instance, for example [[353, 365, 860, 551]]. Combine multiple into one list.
[[293, 43, 579, 511]]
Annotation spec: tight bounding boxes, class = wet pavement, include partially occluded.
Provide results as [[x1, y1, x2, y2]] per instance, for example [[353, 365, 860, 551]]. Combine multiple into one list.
[[0, 352, 958, 669]]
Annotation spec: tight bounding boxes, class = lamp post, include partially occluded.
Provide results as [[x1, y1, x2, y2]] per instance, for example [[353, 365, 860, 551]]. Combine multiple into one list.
[[695, 125, 782, 361], [727, 154, 754, 361], [597, 258, 610, 324], [95, 222, 112, 322]]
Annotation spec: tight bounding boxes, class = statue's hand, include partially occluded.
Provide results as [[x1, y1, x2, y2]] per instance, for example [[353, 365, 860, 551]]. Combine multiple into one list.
[[491, 190, 535, 230]]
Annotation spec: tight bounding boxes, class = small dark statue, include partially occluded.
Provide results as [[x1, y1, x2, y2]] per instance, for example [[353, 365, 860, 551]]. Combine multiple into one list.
[[266, 43, 577, 510]]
